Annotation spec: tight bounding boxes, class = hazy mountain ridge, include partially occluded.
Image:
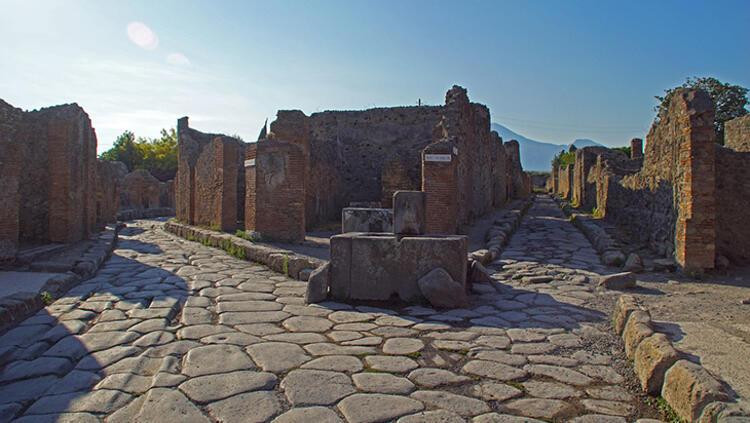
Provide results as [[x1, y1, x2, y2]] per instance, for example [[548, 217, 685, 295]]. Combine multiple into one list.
[[491, 123, 604, 171]]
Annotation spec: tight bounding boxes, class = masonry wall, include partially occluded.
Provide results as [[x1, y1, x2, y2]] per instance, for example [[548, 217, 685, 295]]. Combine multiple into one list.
[[596, 89, 716, 270], [96, 160, 127, 227], [422, 139, 459, 234], [121, 169, 162, 211], [572, 147, 610, 210], [177, 118, 244, 230], [0, 100, 23, 261], [715, 115, 750, 264], [245, 140, 306, 242], [267, 86, 523, 231]]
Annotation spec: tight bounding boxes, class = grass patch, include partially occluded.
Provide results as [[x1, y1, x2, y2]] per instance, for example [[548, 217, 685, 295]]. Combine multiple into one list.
[[282, 255, 289, 276], [40, 291, 54, 306], [646, 396, 685, 423], [592, 207, 604, 219], [235, 230, 263, 242]]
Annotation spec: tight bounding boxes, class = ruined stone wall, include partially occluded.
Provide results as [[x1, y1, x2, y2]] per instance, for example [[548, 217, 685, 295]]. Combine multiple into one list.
[[176, 118, 244, 230], [504, 140, 525, 200], [572, 147, 612, 210], [14, 103, 99, 244], [0, 100, 23, 261], [422, 139, 459, 234], [715, 115, 750, 264], [598, 89, 716, 270], [267, 86, 520, 231], [557, 165, 573, 199], [96, 160, 127, 227], [491, 132, 508, 206], [245, 140, 306, 242], [160, 180, 175, 209], [121, 169, 162, 211], [530, 173, 548, 190]]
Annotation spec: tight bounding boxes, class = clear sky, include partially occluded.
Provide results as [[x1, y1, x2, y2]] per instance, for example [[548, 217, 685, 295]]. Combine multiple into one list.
[[1, 0, 748, 153]]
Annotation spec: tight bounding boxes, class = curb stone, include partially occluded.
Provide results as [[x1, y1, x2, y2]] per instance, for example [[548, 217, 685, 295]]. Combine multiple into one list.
[[613, 294, 749, 422]]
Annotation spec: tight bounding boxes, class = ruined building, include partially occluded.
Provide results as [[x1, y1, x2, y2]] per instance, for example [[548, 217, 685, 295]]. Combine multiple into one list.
[[0, 99, 107, 263], [176, 86, 530, 241], [551, 89, 750, 270]]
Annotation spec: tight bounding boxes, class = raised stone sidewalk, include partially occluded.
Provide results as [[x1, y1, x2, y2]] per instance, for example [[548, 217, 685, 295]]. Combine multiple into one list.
[[0, 196, 669, 422]]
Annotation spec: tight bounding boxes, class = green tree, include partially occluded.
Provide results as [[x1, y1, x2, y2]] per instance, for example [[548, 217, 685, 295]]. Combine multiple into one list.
[[655, 77, 748, 144], [99, 128, 178, 181]]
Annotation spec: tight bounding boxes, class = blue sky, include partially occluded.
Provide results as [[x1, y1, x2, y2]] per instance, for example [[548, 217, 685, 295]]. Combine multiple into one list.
[[1, 0, 748, 153]]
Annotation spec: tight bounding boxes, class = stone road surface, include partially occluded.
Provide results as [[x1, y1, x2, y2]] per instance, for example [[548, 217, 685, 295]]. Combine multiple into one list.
[[0, 196, 659, 422]]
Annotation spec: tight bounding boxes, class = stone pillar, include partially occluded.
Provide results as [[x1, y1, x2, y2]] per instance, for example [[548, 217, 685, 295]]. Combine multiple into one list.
[[245, 139, 306, 242], [631, 138, 643, 159], [393, 191, 425, 235], [422, 139, 458, 234]]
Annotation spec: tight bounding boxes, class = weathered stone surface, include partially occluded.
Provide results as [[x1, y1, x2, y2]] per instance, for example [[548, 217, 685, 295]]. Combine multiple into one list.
[[393, 191, 425, 235], [337, 393, 425, 423], [417, 268, 468, 309], [272, 406, 344, 423], [408, 368, 471, 388], [182, 344, 255, 377], [245, 342, 311, 372], [383, 338, 425, 355], [633, 333, 680, 394], [365, 355, 419, 373], [662, 360, 729, 422], [462, 360, 527, 381], [280, 369, 355, 406], [503, 398, 573, 420], [179, 370, 277, 402], [305, 263, 329, 304], [301, 355, 363, 373], [471, 382, 523, 402], [623, 253, 644, 272], [206, 390, 284, 423], [25, 389, 133, 415], [622, 310, 653, 359], [342, 207, 393, 233], [598, 272, 636, 290], [411, 390, 490, 417], [353, 372, 416, 394]]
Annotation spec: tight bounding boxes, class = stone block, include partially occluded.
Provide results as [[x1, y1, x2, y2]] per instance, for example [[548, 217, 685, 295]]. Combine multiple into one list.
[[341, 208, 393, 233], [662, 360, 729, 422], [634, 333, 680, 395], [622, 310, 653, 359], [329, 232, 467, 303], [393, 190, 425, 235], [417, 268, 467, 308], [305, 263, 330, 304], [598, 272, 636, 290]]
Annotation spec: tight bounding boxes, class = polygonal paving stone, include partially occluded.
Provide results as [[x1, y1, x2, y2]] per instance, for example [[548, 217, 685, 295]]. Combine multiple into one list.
[[303, 343, 377, 356], [25, 389, 133, 415], [272, 406, 344, 423], [208, 391, 284, 422], [462, 360, 527, 381], [235, 323, 285, 336], [569, 415, 627, 423], [523, 364, 593, 386], [503, 398, 573, 420], [219, 311, 290, 325], [0, 375, 59, 404], [179, 370, 277, 402], [472, 412, 546, 422], [182, 344, 255, 377], [280, 369, 355, 406], [201, 332, 262, 346], [177, 324, 235, 340], [352, 372, 416, 394], [245, 342, 311, 373], [133, 331, 175, 347], [585, 386, 634, 402], [468, 350, 527, 366], [410, 390, 490, 417], [374, 315, 421, 327], [301, 355, 363, 373], [407, 368, 471, 388], [580, 399, 634, 416], [578, 365, 625, 384], [521, 381, 582, 399], [342, 336, 382, 346], [216, 301, 283, 312], [13, 412, 100, 423], [134, 388, 210, 422], [328, 311, 374, 323], [470, 381, 523, 402], [282, 316, 333, 333], [382, 338, 424, 355], [337, 393, 425, 423], [396, 410, 464, 423], [95, 373, 152, 394], [0, 357, 73, 383], [364, 355, 419, 373], [263, 332, 327, 344], [44, 370, 101, 395]]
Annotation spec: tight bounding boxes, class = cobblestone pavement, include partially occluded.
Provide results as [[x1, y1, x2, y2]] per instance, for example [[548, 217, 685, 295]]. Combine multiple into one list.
[[0, 196, 659, 422]]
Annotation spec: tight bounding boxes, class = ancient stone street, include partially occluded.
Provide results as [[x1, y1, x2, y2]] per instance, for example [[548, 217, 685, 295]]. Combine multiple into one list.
[[0, 196, 660, 422]]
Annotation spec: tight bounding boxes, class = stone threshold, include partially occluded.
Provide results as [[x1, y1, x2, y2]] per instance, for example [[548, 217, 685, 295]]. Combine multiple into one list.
[[163, 220, 325, 281], [0, 224, 122, 333], [613, 295, 749, 421]]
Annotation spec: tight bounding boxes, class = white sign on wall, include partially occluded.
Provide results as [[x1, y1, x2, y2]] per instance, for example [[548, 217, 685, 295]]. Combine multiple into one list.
[[244, 159, 256, 167], [425, 154, 452, 162], [453, 147, 458, 155]]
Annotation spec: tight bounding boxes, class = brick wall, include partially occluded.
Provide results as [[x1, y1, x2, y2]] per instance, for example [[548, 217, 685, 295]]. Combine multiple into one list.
[[0, 100, 23, 261], [572, 147, 611, 210], [422, 139, 459, 234], [725, 114, 750, 152], [715, 145, 750, 264], [177, 117, 244, 230], [245, 140, 306, 242], [121, 169, 162, 211], [381, 158, 418, 208], [96, 160, 127, 228]]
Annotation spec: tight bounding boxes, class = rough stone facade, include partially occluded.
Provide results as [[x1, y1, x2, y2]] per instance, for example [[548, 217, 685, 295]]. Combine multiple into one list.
[[557, 89, 727, 271], [121, 169, 162, 212], [176, 117, 245, 231], [267, 86, 525, 232], [96, 160, 127, 227], [0, 99, 111, 262], [245, 140, 306, 242], [715, 115, 750, 264]]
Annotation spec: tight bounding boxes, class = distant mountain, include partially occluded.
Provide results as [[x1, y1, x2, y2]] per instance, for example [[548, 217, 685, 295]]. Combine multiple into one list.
[[491, 123, 604, 172]]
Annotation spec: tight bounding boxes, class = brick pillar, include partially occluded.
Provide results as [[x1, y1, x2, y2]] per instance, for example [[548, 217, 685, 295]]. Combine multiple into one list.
[[215, 137, 239, 231], [47, 119, 77, 243], [245, 140, 306, 242], [675, 91, 716, 271], [422, 139, 458, 234], [0, 131, 20, 261], [631, 138, 643, 159]]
